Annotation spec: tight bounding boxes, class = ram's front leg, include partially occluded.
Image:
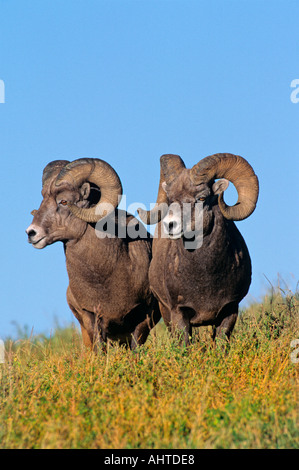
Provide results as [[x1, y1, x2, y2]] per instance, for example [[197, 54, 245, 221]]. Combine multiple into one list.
[[94, 305, 110, 352], [66, 287, 92, 348], [171, 307, 191, 346]]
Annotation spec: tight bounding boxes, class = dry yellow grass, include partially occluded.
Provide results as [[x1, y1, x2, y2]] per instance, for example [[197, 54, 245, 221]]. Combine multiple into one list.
[[0, 289, 298, 449]]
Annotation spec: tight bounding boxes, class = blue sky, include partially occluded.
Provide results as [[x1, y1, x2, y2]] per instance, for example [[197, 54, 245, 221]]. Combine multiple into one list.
[[0, 0, 298, 339]]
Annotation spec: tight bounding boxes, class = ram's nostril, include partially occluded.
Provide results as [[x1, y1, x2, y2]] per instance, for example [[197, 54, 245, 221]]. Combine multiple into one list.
[[168, 221, 177, 232], [27, 229, 37, 238]]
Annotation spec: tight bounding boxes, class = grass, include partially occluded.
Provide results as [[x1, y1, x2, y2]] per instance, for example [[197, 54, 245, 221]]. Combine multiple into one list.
[[0, 287, 298, 449]]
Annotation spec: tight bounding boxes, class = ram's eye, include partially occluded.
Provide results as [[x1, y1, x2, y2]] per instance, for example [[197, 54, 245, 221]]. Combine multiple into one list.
[[59, 200, 68, 206], [197, 197, 206, 202]]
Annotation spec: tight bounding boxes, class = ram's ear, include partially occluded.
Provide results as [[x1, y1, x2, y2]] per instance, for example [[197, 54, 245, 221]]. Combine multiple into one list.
[[212, 178, 229, 195], [80, 182, 91, 200]]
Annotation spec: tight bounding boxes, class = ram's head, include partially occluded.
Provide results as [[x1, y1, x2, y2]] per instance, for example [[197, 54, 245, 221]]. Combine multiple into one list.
[[26, 158, 122, 249], [138, 153, 259, 240]]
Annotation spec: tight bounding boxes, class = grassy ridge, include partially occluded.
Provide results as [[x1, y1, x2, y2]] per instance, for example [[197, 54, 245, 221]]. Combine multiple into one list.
[[0, 289, 298, 449]]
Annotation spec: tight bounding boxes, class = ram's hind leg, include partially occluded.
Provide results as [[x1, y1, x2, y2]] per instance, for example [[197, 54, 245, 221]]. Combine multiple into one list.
[[213, 302, 238, 342], [130, 298, 161, 349]]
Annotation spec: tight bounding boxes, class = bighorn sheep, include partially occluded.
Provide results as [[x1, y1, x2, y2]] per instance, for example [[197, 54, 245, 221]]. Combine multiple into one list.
[[26, 158, 160, 349], [138, 153, 259, 345]]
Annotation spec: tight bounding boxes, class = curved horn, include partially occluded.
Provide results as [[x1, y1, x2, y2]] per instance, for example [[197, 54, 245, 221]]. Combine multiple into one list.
[[190, 153, 259, 221], [42, 160, 70, 188], [55, 158, 123, 223], [138, 154, 186, 224], [160, 154, 186, 186]]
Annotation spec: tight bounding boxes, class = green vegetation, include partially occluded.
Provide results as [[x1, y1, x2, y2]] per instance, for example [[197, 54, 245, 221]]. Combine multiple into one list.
[[0, 288, 298, 449]]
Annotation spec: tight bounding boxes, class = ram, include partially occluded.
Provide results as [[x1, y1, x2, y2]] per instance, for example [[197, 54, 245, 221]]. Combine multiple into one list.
[[138, 153, 259, 345], [26, 158, 160, 349]]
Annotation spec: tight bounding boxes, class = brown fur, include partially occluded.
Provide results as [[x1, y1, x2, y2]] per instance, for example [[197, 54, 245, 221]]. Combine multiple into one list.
[[149, 169, 252, 345], [26, 165, 160, 350]]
